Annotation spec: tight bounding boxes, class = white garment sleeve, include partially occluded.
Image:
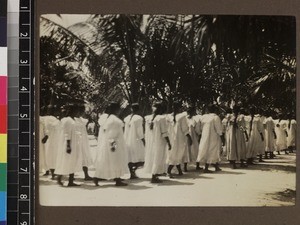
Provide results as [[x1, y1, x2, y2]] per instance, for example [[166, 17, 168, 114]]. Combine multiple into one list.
[[194, 119, 201, 135], [160, 118, 169, 138], [135, 118, 145, 140], [41, 119, 48, 136], [239, 116, 246, 131], [64, 119, 73, 140], [257, 119, 264, 133], [105, 120, 123, 140], [271, 120, 275, 130], [222, 118, 227, 133], [263, 118, 267, 125], [214, 116, 223, 136], [199, 119, 203, 135], [181, 117, 190, 136]]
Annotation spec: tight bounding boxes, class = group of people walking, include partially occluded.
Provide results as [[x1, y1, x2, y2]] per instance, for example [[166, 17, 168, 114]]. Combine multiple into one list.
[[39, 101, 296, 187], [222, 106, 296, 169]]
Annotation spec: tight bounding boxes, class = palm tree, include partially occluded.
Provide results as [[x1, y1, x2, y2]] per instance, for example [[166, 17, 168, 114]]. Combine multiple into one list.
[[40, 16, 126, 112], [40, 14, 296, 114], [88, 14, 146, 104]]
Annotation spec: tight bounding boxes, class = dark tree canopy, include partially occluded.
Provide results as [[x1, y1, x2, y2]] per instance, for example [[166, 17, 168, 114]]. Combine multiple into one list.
[[40, 15, 296, 116]]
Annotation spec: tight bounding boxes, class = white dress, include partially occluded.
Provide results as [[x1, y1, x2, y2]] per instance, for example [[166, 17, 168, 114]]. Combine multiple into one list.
[[143, 114, 169, 175], [80, 117, 89, 126], [245, 115, 264, 158], [197, 113, 223, 164], [222, 115, 230, 156], [55, 117, 83, 175], [97, 113, 109, 144], [264, 117, 276, 152], [44, 115, 60, 169], [75, 117, 93, 167], [39, 116, 48, 172], [94, 115, 129, 179], [225, 114, 247, 161], [183, 115, 200, 163], [257, 115, 266, 155], [124, 114, 145, 163], [194, 115, 202, 124], [287, 119, 296, 148], [166, 113, 190, 165], [274, 119, 288, 151]]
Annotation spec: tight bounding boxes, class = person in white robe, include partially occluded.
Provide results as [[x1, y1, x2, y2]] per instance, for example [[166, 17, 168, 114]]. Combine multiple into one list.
[[245, 107, 264, 164], [287, 114, 296, 153], [222, 109, 231, 158], [183, 106, 201, 171], [43, 105, 61, 179], [166, 102, 192, 177], [225, 106, 248, 169], [93, 102, 129, 186], [193, 113, 203, 170], [92, 109, 109, 183], [263, 111, 277, 159], [75, 104, 93, 180], [257, 109, 267, 161], [124, 103, 145, 179], [97, 111, 109, 144], [274, 114, 289, 155], [55, 105, 83, 187], [39, 114, 48, 175], [197, 104, 224, 173], [144, 102, 172, 183]]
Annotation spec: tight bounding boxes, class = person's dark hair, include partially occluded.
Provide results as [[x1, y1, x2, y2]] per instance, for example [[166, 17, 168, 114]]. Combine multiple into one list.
[[79, 104, 85, 115], [66, 104, 76, 117], [240, 107, 246, 115], [232, 105, 240, 114], [131, 103, 139, 113], [257, 108, 265, 115], [207, 104, 218, 113], [249, 106, 256, 115], [150, 101, 163, 130], [107, 102, 120, 115], [225, 107, 232, 114], [187, 106, 196, 116], [46, 104, 55, 115], [40, 106, 47, 116], [173, 101, 181, 111], [172, 101, 181, 123], [265, 109, 273, 117], [161, 102, 167, 114], [152, 101, 162, 114]]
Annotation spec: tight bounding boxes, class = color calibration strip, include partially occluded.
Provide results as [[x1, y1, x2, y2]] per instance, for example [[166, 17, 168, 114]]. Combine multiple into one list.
[[7, 0, 34, 225], [7, 0, 20, 225], [0, 0, 8, 224]]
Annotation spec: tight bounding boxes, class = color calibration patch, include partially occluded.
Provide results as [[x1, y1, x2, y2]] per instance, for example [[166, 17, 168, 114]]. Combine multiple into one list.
[[0, 0, 7, 224]]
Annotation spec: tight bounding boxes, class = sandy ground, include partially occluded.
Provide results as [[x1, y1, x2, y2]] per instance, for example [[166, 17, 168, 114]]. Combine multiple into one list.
[[39, 136, 296, 206]]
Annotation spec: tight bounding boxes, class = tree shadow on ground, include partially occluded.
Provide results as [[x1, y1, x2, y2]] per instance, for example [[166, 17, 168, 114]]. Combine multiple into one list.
[[266, 188, 296, 205], [208, 170, 246, 175], [217, 159, 296, 173], [156, 178, 195, 186], [126, 177, 152, 184], [81, 183, 152, 190], [242, 164, 296, 173], [40, 179, 152, 190]]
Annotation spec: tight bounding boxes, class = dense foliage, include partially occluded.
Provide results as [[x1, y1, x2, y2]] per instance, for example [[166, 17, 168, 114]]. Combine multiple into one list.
[[40, 15, 296, 115]]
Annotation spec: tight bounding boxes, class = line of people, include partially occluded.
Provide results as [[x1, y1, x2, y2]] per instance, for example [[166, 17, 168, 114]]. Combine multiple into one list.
[[39, 101, 296, 187], [223, 106, 296, 169]]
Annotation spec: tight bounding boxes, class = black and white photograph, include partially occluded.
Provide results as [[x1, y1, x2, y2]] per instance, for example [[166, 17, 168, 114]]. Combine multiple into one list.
[[38, 14, 296, 206]]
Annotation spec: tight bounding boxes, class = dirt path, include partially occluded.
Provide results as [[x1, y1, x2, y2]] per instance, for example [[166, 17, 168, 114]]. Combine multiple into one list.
[[39, 137, 296, 206]]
